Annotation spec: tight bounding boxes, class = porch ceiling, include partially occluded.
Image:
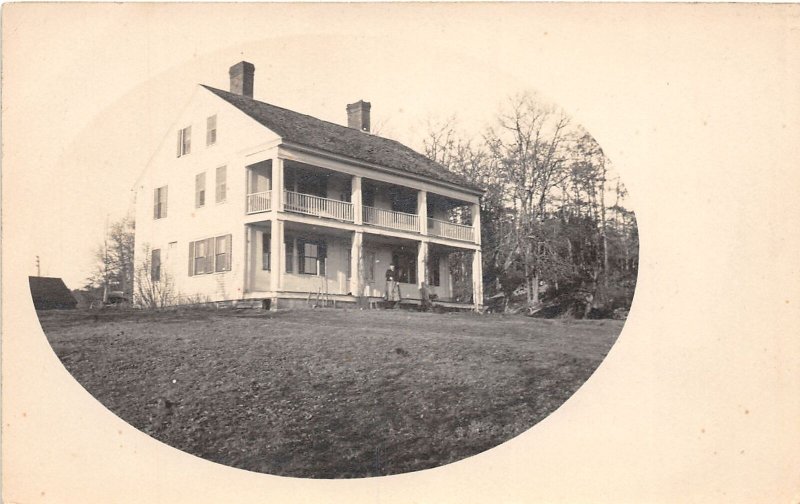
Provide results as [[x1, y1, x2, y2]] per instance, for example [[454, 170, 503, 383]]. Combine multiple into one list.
[[246, 221, 271, 230], [429, 242, 473, 255], [362, 232, 419, 248], [284, 159, 352, 182], [283, 220, 354, 239], [428, 191, 471, 211]]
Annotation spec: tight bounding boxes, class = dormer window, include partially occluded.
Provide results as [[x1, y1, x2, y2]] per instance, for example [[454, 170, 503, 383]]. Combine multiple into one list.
[[177, 126, 191, 157], [206, 115, 217, 146]]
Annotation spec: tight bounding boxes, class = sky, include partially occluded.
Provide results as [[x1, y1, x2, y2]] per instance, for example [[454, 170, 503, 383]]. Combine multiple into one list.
[[7, 5, 541, 289], [4, 3, 795, 292]]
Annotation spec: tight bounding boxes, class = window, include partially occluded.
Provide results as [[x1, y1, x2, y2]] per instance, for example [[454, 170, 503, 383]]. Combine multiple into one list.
[[191, 239, 210, 275], [299, 240, 326, 275], [177, 126, 191, 157], [287, 170, 326, 198], [215, 166, 227, 203], [262, 233, 270, 271], [195, 172, 206, 208], [392, 251, 417, 284], [206, 115, 217, 146], [300, 242, 318, 275], [249, 166, 270, 193], [346, 248, 351, 279], [285, 239, 294, 273], [151, 249, 161, 282], [428, 254, 440, 287], [215, 235, 230, 272], [363, 187, 376, 208], [188, 234, 231, 276], [153, 186, 168, 219], [365, 250, 376, 282]]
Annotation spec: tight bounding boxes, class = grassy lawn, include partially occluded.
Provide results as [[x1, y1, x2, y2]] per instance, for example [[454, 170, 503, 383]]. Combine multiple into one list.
[[39, 308, 622, 478]]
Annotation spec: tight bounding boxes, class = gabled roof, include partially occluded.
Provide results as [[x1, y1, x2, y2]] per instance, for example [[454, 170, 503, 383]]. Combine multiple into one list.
[[201, 85, 483, 194], [29, 276, 77, 310]]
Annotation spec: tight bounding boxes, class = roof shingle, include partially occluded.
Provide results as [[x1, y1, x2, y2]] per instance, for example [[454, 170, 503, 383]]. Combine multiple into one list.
[[201, 85, 482, 193]]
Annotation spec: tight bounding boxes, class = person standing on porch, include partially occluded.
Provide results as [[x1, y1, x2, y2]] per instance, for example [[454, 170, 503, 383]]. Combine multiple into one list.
[[385, 264, 401, 302]]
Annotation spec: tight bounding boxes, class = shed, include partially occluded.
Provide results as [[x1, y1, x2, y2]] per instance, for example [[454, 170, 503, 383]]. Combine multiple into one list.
[[29, 276, 78, 310]]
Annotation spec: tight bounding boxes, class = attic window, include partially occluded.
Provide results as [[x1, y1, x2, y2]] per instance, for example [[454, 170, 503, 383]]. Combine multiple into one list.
[[177, 126, 191, 157], [195, 172, 206, 208], [206, 115, 217, 146], [153, 186, 168, 219]]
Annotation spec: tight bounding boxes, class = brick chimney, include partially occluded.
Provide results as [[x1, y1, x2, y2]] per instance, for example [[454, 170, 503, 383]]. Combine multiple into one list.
[[346, 100, 371, 132], [229, 61, 255, 98]]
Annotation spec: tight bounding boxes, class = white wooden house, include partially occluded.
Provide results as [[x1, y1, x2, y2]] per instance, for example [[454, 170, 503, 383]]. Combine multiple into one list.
[[134, 61, 484, 309]]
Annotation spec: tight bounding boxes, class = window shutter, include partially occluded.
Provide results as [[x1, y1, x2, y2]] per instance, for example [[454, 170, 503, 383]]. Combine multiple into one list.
[[262, 233, 270, 271], [151, 249, 161, 281], [298, 240, 305, 274], [285, 239, 294, 273], [206, 237, 215, 273], [154, 188, 159, 219], [216, 166, 226, 203], [185, 126, 191, 154], [163, 186, 168, 218], [319, 241, 327, 276], [177, 130, 182, 157], [226, 234, 232, 271], [188, 241, 195, 276]]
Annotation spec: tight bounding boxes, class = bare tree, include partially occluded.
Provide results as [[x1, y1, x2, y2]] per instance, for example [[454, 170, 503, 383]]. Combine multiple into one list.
[[423, 91, 638, 317], [135, 245, 176, 309], [86, 214, 135, 300], [485, 92, 572, 308]]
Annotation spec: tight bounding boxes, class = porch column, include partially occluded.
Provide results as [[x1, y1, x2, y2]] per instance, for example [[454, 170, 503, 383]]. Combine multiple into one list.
[[417, 190, 428, 235], [417, 240, 429, 288], [270, 219, 284, 291], [472, 249, 484, 311], [243, 225, 251, 294], [351, 231, 363, 297], [471, 201, 481, 245], [352, 175, 363, 225], [272, 157, 284, 212]]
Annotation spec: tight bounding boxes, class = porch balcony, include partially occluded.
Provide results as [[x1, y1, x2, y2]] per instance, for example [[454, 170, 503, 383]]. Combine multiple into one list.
[[284, 190, 354, 223], [244, 159, 480, 246], [427, 218, 475, 242], [362, 205, 419, 233], [246, 190, 272, 214]]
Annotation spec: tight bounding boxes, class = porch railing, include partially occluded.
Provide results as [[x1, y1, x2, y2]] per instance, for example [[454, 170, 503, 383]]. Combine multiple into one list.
[[246, 191, 272, 214], [428, 217, 475, 242], [284, 190, 354, 222], [363, 206, 420, 233]]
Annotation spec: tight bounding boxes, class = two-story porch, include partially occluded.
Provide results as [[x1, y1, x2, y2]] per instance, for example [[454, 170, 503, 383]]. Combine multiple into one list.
[[241, 154, 483, 309], [244, 159, 478, 241]]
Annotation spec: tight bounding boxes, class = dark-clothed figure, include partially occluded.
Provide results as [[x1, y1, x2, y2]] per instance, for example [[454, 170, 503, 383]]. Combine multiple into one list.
[[385, 264, 401, 302]]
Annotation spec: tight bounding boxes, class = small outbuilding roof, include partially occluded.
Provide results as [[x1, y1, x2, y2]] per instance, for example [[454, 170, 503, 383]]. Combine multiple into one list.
[[29, 276, 77, 310], [201, 85, 483, 194]]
